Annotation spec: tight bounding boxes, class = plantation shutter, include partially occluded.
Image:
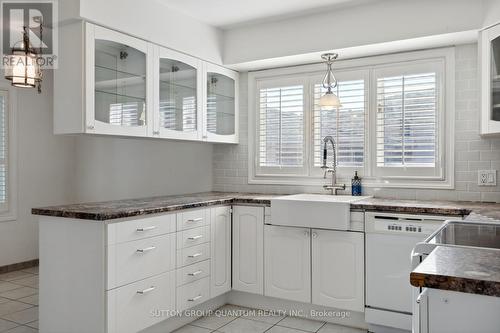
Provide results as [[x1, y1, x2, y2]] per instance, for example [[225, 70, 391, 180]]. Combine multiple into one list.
[[258, 84, 305, 171], [313, 79, 365, 168], [376, 73, 437, 168], [0, 91, 8, 209]]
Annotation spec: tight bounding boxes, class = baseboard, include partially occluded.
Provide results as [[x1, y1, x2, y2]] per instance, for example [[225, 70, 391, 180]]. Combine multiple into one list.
[[0, 259, 39, 274]]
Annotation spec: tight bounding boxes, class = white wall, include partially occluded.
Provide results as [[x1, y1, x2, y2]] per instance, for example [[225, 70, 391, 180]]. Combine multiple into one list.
[[213, 44, 500, 203], [74, 0, 223, 64], [482, 0, 500, 28], [223, 0, 482, 65], [73, 136, 213, 202], [0, 72, 76, 267]]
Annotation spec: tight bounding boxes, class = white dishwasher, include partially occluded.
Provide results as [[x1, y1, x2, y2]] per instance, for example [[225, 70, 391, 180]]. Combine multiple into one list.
[[364, 212, 458, 333]]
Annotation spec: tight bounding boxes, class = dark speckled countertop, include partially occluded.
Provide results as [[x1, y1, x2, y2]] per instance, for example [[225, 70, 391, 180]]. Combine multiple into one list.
[[410, 246, 500, 297], [32, 191, 500, 222]]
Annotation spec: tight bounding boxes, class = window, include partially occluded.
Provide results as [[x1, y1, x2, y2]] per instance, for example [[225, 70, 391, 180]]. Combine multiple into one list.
[[313, 79, 365, 168], [0, 87, 16, 220], [249, 48, 454, 188]]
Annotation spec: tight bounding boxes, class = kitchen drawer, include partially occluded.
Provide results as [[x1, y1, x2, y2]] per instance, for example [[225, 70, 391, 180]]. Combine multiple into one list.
[[107, 214, 176, 245], [176, 243, 210, 268], [108, 233, 176, 289], [176, 259, 210, 287], [107, 271, 175, 333], [177, 225, 210, 249], [177, 209, 208, 231], [176, 276, 210, 312]]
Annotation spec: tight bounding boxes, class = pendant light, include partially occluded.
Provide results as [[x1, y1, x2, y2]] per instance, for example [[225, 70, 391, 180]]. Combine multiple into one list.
[[319, 53, 341, 109], [4, 25, 43, 93]]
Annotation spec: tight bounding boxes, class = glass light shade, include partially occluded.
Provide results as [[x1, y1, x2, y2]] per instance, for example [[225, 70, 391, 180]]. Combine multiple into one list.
[[4, 50, 41, 88], [319, 91, 342, 109]]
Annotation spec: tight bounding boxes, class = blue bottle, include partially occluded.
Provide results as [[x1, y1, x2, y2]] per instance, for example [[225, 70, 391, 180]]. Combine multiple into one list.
[[351, 171, 362, 196]]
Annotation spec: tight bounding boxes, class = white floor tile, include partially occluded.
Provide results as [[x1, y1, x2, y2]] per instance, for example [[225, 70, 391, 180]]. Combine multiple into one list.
[[191, 313, 238, 330], [10, 277, 38, 289], [24, 321, 37, 330], [317, 323, 366, 333], [1, 307, 38, 325], [217, 318, 272, 333], [0, 319, 18, 333], [16, 296, 37, 307], [266, 326, 309, 333], [0, 273, 32, 283], [0, 288, 37, 301], [19, 268, 37, 275], [3, 325, 37, 333], [0, 302, 32, 317], [277, 317, 325, 332], [0, 284, 21, 294], [242, 309, 285, 325], [173, 324, 212, 333]]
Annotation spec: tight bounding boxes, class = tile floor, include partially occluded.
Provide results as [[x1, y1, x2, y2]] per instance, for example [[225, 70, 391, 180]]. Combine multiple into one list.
[[0, 267, 366, 333], [0, 266, 38, 333]]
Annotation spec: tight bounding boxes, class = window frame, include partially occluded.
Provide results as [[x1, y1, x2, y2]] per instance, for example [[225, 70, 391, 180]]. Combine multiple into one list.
[[0, 84, 17, 222], [248, 48, 455, 189]]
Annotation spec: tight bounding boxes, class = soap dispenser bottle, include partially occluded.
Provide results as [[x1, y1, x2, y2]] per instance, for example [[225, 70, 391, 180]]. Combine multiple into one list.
[[351, 171, 362, 196]]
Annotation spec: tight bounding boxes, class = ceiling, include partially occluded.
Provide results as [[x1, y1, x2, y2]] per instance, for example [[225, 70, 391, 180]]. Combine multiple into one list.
[[159, 0, 380, 28]]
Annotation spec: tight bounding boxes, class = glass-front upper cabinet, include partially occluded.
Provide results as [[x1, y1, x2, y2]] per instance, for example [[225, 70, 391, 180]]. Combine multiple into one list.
[[153, 47, 202, 140], [85, 24, 153, 137], [480, 23, 500, 135], [203, 63, 239, 143]]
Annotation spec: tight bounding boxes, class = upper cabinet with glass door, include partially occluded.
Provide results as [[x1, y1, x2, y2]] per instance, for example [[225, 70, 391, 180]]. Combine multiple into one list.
[[153, 47, 202, 140], [86, 24, 153, 137], [203, 63, 239, 143], [480, 23, 500, 135]]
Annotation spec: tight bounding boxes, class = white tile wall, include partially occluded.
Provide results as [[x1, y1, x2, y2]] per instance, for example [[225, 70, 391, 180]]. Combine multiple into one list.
[[213, 44, 500, 203]]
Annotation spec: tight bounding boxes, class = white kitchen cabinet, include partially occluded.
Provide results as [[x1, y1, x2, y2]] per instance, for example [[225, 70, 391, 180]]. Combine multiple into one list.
[[312, 229, 364, 312], [480, 23, 500, 135], [210, 206, 232, 297], [153, 46, 203, 140], [264, 225, 311, 303], [54, 22, 238, 144], [203, 63, 239, 143], [232, 206, 264, 294]]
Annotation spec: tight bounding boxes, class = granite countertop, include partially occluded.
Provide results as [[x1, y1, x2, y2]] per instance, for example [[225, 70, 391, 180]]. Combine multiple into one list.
[[410, 246, 500, 297], [32, 191, 500, 222], [31, 192, 278, 221]]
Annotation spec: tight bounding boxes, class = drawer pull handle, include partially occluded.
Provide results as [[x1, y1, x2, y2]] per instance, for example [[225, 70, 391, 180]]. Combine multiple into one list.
[[188, 252, 202, 258], [137, 286, 156, 294], [136, 226, 157, 232], [187, 218, 203, 223], [188, 270, 203, 276], [188, 235, 203, 240], [136, 246, 156, 253], [188, 295, 203, 302]]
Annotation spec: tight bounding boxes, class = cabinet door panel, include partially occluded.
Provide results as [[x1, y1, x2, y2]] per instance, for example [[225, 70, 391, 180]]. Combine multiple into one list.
[[264, 225, 311, 303], [211, 206, 231, 297], [86, 24, 152, 137], [312, 230, 364, 312], [203, 63, 239, 143], [232, 206, 263, 294]]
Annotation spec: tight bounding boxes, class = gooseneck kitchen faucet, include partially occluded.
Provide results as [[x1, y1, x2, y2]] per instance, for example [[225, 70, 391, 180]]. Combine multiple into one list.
[[322, 136, 346, 195]]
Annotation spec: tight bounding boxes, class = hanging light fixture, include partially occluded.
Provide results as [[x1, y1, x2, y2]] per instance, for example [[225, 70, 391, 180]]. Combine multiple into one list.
[[319, 53, 341, 109], [4, 24, 43, 93]]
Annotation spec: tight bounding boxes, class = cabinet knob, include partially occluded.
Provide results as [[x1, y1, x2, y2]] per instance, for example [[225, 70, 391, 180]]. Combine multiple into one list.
[[312, 232, 318, 239], [87, 125, 95, 130], [304, 231, 310, 237], [153, 131, 160, 135]]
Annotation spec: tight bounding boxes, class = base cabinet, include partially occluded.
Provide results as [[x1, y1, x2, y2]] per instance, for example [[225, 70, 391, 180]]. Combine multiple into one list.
[[264, 225, 311, 303], [210, 206, 232, 297], [232, 206, 264, 295], [312, 230, 364, 312]]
